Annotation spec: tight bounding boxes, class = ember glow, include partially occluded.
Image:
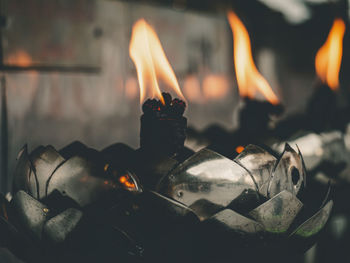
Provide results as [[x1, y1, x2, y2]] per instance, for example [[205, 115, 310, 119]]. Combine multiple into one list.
[[235, 145, 245, 154], [129, 19, 184, 105], [227, 11, 279, 105], [315, 18, 346, 90]]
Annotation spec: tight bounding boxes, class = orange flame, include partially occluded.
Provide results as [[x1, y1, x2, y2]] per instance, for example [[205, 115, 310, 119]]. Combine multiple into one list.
[[315, 18, 345, 90], [227, 11, 279, 105], [129, 19, 184, 105]]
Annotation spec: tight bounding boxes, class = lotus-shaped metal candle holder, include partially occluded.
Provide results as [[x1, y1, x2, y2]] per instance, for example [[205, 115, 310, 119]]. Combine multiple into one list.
[[155, 143, 333, 261], [1, 142, 143, 263], [1, 142, 333, 263]]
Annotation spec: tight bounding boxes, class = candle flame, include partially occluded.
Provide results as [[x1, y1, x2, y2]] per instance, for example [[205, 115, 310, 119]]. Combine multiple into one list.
[[129, 19, 184, 105], [315, 18, 345, 90], [227, 11, 279, 105]]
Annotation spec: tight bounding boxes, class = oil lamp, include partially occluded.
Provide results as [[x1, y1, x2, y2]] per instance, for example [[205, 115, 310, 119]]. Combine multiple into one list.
[[276, 17, 347, 137], [228, 10, 283, 135], [199, 11, 283, 159]]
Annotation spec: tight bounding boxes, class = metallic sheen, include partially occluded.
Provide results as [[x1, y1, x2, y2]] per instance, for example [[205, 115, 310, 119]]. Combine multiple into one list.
[[157, 148, 258, 220]]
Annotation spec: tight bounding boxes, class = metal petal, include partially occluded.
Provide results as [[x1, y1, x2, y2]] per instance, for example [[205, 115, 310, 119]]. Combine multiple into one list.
[[273, 133, 324, 170], [11, 190, 49, 239], [135, 191, 200, 225], [0, 193, 8, 220], [29, 145, 65, 200], [268, 143, 305, 198], [43, 208, 83, 243], [290, 200, 333, 238], [157, 148, 259, 220], [204, 209, 263, 234], [234, 144, 277, 197], [13, 145, 31, 193], [296, 145, 307, 188], [249, 190, 303, 233], [0, 248, 25, 263], [46, 156, 116, 207]]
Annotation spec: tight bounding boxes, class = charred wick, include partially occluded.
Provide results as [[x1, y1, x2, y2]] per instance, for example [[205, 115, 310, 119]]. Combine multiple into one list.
[[140, 92, 187, 158], [239, 96, 284, 135], [142, 92, 186, 118]]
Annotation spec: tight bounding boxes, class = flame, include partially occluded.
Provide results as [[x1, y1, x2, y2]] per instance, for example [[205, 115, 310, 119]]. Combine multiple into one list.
[[227, 11, 279, 105], [129, 19, 184, 104], [315, 18, 345, 90]]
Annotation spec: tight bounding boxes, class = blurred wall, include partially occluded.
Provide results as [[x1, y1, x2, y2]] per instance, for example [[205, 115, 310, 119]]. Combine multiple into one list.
[[0, 0, 233, 191]]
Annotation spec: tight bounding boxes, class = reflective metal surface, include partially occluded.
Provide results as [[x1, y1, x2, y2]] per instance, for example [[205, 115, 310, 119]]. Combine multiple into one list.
[[12, 190, 49, 239], [13, 145, 31, 194], [46, 156, 116, 207], [290, 200, 333, 238], [43, 208, 83, 243], [157, 148, 258, 220], [268, 144, 305, 198], [7, 142, 334, 262], [235, 144, 277, 197], [206, 208, 263, 234], [30, 146, 65, 199], [272, 130, 350, 182], [13, 144, 143, 208], [249, 190, 303, 233]]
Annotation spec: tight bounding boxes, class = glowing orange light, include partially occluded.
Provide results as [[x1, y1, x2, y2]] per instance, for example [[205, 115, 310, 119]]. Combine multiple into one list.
[[125, 77, 139, 99], [315, 18, 346, 90], [227, 11, 279, 105], [119, 175, 136, 189], [129, 19, 185, 105], [236, 145, 245, 154], [183, 74, 202, 103], [202, 74, 229, 100], [6, 50, 32, 67]]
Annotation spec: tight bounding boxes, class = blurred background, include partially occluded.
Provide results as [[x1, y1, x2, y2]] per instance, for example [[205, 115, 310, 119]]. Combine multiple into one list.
[[0, 0, 349, 192]]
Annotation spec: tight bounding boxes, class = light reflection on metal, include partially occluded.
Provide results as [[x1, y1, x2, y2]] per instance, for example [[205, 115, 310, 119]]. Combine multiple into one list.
[[157, 143, 332, 241], [272, 130, 350, 181], [119, 173, 140, 192], [12, 143, 141, 207]]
